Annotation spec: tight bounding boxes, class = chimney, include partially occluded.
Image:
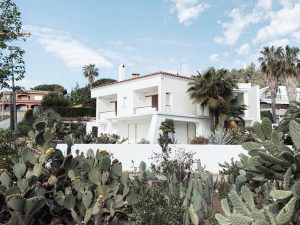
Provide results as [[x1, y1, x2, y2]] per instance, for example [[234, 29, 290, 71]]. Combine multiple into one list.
[[118, 64, 126, 81], [131, 73, 140, 79]]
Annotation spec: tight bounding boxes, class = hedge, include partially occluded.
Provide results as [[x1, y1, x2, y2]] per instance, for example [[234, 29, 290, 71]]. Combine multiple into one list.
[[52, 107, 96, 117]]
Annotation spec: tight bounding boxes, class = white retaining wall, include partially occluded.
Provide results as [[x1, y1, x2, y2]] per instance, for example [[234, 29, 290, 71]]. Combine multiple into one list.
[[56, 144, 247, 173]]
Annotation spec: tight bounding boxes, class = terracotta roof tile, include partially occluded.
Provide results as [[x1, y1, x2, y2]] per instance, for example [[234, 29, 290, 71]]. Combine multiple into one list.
[[91, 71, 193, 89]]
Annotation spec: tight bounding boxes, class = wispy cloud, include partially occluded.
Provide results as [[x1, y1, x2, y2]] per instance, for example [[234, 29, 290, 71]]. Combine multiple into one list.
[[169, 0, 208, 26], [24, 25, 113, 70], [209, 53, 219, 62], [215, 0, 271, 45], [236, 43, 250, 55]]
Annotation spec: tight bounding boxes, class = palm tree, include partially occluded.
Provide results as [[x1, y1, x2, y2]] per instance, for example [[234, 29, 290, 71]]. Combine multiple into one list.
[[258, 46, 283, 122], [218, 95, 247, 125], [282, 45, 300, 103], [82, 64, 99, 88], [187, 67, 237, 131]]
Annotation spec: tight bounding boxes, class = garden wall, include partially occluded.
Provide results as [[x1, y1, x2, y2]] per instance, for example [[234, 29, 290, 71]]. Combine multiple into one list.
[[56, 144, 247, 173]]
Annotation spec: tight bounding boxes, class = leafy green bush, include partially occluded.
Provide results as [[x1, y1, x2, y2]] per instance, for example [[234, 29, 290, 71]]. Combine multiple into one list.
[[190, 136, 209, 144], [0, 129, 18, 169], [78, 133, 127, 144], [137, 138, 150, 144], [52, 107, 96, 117], [41, 91, 69, 108], [129, 160, 217, 225]]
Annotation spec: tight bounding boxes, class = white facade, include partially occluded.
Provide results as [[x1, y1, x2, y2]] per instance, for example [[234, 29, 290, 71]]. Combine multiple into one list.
[[260, 86, 300, 123], [86, 72, 261, 144]]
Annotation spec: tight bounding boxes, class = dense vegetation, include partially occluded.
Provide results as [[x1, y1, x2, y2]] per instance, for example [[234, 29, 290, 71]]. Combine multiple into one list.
[[1, 93, 300, 225], [0, 0, 25, 90], [31, 84, 67, 95]]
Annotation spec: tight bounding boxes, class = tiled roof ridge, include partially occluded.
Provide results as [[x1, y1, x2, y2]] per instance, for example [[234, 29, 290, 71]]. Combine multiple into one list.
[[91, 71, 193, 89]]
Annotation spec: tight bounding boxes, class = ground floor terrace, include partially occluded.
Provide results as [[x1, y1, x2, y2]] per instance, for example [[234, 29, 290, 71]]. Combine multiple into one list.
[[86, 113, 212, 144]]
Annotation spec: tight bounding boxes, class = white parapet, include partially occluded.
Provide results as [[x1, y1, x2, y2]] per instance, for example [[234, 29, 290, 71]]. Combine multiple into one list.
[[56, 144, 246, 173]]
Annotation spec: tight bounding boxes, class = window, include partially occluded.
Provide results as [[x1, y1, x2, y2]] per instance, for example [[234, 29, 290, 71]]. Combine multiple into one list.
[[123, 97, 127, 107]]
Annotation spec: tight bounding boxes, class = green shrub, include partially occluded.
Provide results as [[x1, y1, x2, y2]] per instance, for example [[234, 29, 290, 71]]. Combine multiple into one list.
[[137, 138, 150, 144], [52, 107, 95, 117], [78, 133, 127, 144], [0, 129, 18, 169], [190, 136, 208, 144]]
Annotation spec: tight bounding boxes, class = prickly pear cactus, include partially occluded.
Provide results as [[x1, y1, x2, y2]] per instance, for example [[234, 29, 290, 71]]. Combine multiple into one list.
[[234, 119, 300, 224], [0, 146, 136, 224], [215, 186, 277, 225]]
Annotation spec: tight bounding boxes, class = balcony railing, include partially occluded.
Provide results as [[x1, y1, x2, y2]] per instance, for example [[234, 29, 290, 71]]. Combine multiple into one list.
[[134, 106, 157, 114], [261, 95, 300, 102], [166, 105, 172, 112], [98, 110, 117, 119]]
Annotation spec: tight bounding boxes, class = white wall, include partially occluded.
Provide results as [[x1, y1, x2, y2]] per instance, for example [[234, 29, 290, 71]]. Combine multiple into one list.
[[162, 77, 197, 115], [56, 144, 247, 173]]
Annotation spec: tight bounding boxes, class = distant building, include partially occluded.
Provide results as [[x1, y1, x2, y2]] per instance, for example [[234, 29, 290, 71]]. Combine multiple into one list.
[[0, 90, 48, 115], [86, 66, 261, 144], [260, 86, 300, 123]]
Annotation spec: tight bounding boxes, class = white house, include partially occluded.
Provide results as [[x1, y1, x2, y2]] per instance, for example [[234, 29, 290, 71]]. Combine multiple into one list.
[[260, 86, 300, 123], [86, 66, 261, 144]]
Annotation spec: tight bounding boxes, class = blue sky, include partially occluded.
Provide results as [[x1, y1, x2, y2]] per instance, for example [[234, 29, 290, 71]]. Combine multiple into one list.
[[11, 0, 300, 91]]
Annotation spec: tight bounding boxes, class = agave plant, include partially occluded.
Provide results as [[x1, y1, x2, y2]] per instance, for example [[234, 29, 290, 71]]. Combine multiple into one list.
[[209, 128, 233, 145]]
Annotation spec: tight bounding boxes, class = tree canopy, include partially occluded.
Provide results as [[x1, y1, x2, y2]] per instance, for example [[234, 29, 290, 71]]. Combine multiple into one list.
[[32, 84, 67, 95], [41, 92, 69, 108], [68, 79, 116, 107], [0, 0, 25, 90]]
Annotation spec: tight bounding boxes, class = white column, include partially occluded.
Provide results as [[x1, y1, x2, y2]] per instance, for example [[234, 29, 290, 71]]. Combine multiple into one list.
[[106, 120, 113, 134], [96, 97, 100, 121], [147, 115, 165, 143], [158, 78, 166, 112], [243, 92, 249, 117], [86, 122, 93, 135]]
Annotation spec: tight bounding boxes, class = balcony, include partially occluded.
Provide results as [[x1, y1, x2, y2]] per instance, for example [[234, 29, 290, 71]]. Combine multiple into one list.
[[98, 110, 117, 120], [134, 106, 157, 114], [260, 95, 292, 104]]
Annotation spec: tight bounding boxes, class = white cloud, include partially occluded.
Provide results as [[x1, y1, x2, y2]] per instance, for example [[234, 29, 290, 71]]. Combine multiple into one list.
[[256, 0, 272, 10], [236, 43, 250, 55], [215, 0, 272, 46], [24, 25, 113, 70], [169, 0, 208, 26], [209, 53, 219, 62], [215, 9, 260, 45], [292, 31, 300, 42], [255, 2, 300, 43], [280, 0, 293, 8], [267, 38, 289, 47]]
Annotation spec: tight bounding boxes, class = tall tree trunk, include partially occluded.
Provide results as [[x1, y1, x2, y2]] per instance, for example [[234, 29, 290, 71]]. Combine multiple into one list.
[[285, 73, 298, 103], [209, 108, 215, 132], [214, 111, 220, 128], [268, 73, 278, 123]]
